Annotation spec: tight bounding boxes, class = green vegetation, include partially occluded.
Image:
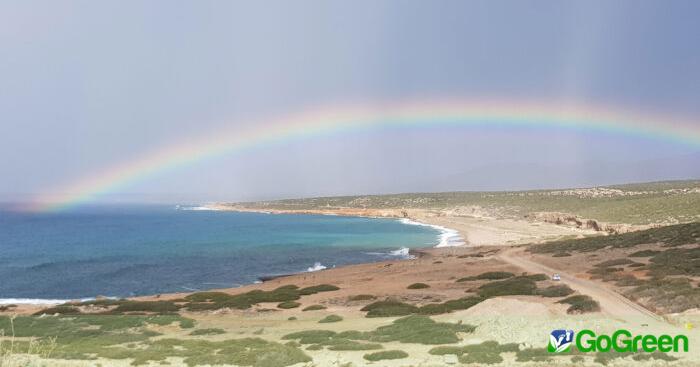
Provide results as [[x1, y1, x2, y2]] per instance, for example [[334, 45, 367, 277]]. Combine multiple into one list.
[[531, 222, 700, 254], [277, 301, 301, 309], [430, 341, 519, 364], [284, 315, 474, 347], [183, 284, 338, 311], [407, 282, 430, 289], [417, 296, 484, 315], [362, 273, 564, 317], [629, 249, 660, 257], [363, 350, 408, 361], [457, 271, 515, 282], [477, 276, 538, 298], [318, 314, 343, 323], [302, 304, 326, 311], [593, 350, 677, 365], [189, 328, 225, 336], [299, 284, 340, 295], [231, 180, 700, 224], [3, 315, 319, 367], [361, 296, 484, 317], [626, 277, 699, 313], [361, 300, 418, 317], [515, 348, 551, 362], [348, 294, 376, 301], [595, 258, 633, 267], [33, 284, 341, 317], [536, 284, 574, 297], [368, 315, 474, 344], [558, 295, 600, 314]]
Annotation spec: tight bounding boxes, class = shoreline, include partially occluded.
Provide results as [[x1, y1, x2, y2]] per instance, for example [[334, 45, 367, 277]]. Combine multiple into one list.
[[1, 209, 466, 306]]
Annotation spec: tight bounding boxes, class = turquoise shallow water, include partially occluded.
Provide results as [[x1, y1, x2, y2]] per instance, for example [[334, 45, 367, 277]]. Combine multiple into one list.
[[0, 205, 441, 300]]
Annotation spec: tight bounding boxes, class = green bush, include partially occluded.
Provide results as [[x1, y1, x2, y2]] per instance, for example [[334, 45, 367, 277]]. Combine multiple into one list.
[[302, 304, 326, 311], [190, 328, 225, 336], [299, 284, 340, 295], [516, 348, 551, 362], [478, 277, 538, 298], [348, 294, 376, 301], [361, 300, 418, 317], [182, 284, 339, 311], [363, 350, 408, 361], [629, 249, 660, 257], [278, 301, 301, 309], [33, 305, 82, 315], [369, 315, 474, 344], [558, 295, 600, 314], [457, 271, 515, 282], [531, 222, 700, 254], [537, 285, 574, 297], [407, 282, 430, 289], [110, 301, 181, 314], [318, 315, 343, 323], [595, 258, 633, 267]]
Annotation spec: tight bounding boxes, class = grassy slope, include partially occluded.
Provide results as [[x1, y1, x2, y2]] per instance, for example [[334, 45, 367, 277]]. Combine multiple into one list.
[[230, 180, 700, 224]]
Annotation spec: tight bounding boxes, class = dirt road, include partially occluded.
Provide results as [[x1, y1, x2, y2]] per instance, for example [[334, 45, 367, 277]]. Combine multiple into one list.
[[497, 247, 665, 325]]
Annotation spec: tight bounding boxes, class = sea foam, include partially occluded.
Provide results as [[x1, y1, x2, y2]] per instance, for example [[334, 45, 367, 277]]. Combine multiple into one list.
[[398, 218, 465, 247], [307, 262, 327, 272]]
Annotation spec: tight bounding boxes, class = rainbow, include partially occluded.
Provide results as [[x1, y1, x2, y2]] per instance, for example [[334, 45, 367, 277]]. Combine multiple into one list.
[[29, 99, 699, 212]]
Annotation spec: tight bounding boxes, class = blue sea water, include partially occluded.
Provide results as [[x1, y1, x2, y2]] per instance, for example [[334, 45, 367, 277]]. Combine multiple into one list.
[[0, 205, 442, 301]]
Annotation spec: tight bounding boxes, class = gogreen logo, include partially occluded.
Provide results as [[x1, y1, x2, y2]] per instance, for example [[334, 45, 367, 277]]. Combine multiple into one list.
[[548, 329, 689, 354], [548, 329, 574, 353]]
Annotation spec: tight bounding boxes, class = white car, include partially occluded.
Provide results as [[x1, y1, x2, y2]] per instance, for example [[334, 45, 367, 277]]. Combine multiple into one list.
[[552, 274, 561, 281]]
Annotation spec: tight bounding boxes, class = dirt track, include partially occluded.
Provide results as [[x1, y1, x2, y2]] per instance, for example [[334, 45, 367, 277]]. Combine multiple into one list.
[[497, 247, 665, 325]]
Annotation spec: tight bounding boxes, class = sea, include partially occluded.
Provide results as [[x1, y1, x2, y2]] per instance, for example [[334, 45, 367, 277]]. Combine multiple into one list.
[[0, 205, 461, 303]]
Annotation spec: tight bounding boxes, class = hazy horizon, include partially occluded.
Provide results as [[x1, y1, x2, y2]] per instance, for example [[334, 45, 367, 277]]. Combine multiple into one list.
[[2, 1, 699, 205]]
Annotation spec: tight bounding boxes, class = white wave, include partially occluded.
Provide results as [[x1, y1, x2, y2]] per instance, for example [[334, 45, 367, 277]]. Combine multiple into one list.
[[0, 297, 97, 305], [398, 218, 465, 248], [307, 262, 327, 272], [365, 247, 415, 259], [176, 205, 220, 211]]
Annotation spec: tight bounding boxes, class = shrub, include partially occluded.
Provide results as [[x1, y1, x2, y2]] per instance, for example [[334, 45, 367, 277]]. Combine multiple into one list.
[[516, 348, 551, 362], [558, 295, 600, 314], [522, 273, 548, 281], [318, 315, 343, 323], [537, 285, 574, 297], [595, 258, 633, 267], [302, 304, 326, 311], [110, 301, 181, 314], [369, 315, 475, 344], [361, 300, 418, 318], [418, 296, 483, 315], [348, 294, 376, 301], [629, 250, 660, 257], [477, 277, 537, 298], [531, 222, 700, 254], [327, 340, 382, 351], [190, 328, 225, 336], [33, 305, 81, 315], [457, 271, 514, 282], [407, 283, 430, 289], [552, 252, 572, 257], [429, 341, 518, 364], [277, 301, 301, 309], [299, 284, 340, 295], [363, 350, 408, 361]]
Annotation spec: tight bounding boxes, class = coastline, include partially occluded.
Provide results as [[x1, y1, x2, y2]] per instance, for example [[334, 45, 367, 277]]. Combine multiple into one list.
[[1, 208, 466, 306]]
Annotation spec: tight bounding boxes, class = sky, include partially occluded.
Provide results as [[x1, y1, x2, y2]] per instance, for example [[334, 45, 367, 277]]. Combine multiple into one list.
[[1, 0, 699, 204]]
